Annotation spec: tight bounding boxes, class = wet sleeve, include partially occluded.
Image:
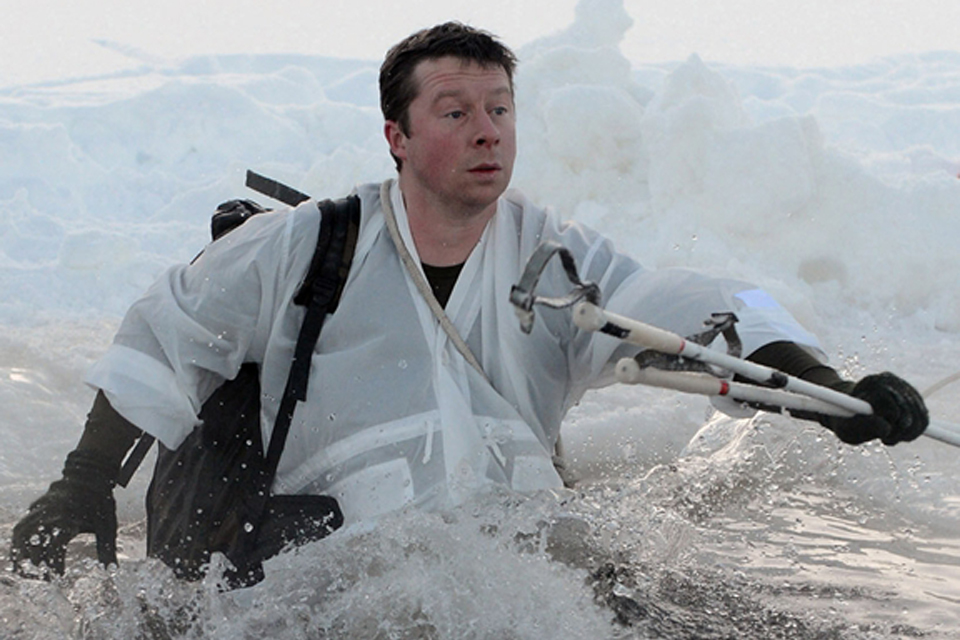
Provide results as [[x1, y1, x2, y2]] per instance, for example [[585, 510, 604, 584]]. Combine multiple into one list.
[[744, 340, 846, 389], [561, 227, 823, 397], [84, 204, 318, 449], [75, 391, 143, 472]]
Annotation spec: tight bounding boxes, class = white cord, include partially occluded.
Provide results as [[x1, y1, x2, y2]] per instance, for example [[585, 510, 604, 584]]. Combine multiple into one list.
[[379, 180, 489, 383]]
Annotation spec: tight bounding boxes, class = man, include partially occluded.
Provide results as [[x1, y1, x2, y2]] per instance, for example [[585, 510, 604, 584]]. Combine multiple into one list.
[[10, 23, 928, 579]]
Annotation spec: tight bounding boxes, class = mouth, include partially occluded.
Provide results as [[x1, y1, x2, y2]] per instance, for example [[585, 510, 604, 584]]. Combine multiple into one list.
[[468, 163, 502, 175]]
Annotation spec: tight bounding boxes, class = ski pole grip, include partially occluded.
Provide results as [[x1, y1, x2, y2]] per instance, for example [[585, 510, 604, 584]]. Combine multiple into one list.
[[573, 303, 685, 354]]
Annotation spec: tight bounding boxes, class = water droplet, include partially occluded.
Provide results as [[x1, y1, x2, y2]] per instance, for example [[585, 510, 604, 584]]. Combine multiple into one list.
[[244, 522, 254, 533], [398, 359, 408, 370]]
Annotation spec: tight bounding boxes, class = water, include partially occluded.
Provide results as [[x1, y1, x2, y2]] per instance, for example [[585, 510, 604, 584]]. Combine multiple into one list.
[[3, 399, 958, 638]]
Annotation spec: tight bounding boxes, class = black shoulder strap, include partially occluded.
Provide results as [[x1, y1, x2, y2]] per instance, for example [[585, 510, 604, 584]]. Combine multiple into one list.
[[264, 195, 360, 473]]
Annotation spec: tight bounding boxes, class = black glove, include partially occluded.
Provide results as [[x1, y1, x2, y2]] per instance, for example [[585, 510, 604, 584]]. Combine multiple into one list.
[[10, 450, 119, 578], [822, 372, 929, 445]]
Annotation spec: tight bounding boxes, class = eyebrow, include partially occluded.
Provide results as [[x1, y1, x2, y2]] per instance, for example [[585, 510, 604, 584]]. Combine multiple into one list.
[[433, 86, 513, 104]]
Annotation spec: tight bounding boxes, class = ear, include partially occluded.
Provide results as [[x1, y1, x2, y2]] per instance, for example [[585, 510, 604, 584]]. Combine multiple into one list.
[[384, 121, 408, 162]]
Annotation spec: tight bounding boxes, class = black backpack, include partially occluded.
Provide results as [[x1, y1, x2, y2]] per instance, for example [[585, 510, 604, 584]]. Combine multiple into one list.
[[118, 173, 360, 587]]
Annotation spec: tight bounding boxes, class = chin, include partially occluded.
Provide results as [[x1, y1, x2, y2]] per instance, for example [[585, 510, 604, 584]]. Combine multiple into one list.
[[462, 184, 508, 213]]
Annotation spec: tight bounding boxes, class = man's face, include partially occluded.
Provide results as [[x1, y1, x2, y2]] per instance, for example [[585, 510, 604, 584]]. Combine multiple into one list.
[[386, 56, 516, 217]]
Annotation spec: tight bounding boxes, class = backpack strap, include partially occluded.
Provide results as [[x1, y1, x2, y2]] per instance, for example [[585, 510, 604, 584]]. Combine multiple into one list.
[[263, 195, 360, 476]]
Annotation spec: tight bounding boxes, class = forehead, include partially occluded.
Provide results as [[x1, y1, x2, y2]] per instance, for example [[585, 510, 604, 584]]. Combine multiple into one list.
[[411, 56, 513, 102]]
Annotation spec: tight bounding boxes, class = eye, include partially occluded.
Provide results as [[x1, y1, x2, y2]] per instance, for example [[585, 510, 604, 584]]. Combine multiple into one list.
[[491, 106, 510, 116], [446, 110, 465, 120]]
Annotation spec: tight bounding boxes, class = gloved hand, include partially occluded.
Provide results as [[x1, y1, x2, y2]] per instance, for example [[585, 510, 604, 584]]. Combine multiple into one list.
[[822, 372, 929, 445], [10, 450, 119, 578]]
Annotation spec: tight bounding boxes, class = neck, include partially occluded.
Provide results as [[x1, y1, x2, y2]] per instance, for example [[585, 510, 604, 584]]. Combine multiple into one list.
[[399, 179, 497, 267]]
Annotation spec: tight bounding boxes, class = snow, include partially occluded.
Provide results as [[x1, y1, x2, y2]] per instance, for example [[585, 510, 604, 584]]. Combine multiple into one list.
[[2, 0, 960, 637]]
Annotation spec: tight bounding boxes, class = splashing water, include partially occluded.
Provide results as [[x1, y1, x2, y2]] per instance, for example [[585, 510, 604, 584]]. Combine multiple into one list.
[[3, 409, 958, 639]]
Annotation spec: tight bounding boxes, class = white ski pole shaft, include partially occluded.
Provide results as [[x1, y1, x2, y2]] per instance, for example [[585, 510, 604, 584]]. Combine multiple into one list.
[[926, 420, 960, 448], [614, 363, 857, 416], [573, 302, 872, 416]]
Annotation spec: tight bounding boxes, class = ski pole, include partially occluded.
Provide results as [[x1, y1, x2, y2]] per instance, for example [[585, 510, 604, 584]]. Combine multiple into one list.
[[573, 301, 871, 415], [510, 240, 960, 449], [614, 366, 857, 416], [573, 301, 960, 449]]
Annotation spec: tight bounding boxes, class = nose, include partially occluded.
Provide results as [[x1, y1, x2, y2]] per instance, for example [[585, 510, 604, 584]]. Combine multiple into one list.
[[474, 112, 500, 148]]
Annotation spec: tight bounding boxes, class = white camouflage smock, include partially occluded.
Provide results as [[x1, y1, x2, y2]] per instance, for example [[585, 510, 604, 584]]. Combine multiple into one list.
[[86, 180, 821, 525]]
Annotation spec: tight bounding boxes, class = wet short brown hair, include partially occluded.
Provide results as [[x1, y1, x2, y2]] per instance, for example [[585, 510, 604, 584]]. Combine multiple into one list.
[[380, 22, 517, 168]]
